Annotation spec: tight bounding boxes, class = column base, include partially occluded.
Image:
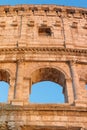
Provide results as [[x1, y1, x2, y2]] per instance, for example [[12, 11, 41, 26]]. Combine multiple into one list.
[[10, 99, 24, 106], [10, 99, 29, 106], [74, 100, 87, 107]]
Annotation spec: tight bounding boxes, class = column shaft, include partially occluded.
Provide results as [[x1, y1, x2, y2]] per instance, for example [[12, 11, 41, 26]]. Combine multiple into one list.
[[15, 61, 24, 100], [70, 61, 80, 100], [65, 79, 74, 104]]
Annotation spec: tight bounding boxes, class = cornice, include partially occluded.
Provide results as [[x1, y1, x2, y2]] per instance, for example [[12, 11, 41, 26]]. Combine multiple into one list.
[[0, 47, 87, 56], [0, 5, 87, 18]]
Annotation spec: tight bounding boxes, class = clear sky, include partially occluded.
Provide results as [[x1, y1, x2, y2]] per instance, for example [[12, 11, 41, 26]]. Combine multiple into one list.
[[30, 81, 64, 104], [0, 0, 86, 103], [0, 0, 87, 8]]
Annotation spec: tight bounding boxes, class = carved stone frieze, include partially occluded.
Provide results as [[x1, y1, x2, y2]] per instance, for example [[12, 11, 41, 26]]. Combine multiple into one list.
[[0, 47, 87, 56]]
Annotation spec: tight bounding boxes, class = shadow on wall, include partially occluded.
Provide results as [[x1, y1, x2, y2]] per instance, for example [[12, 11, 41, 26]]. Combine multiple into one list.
[[30, 81, 65, 104]]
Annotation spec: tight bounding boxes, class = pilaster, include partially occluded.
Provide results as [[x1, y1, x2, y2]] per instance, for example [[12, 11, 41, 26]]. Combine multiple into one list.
[[11, 60, 24, 105], [65, 78, 74, 104], [8, 77, 15, 103], [23, 77, 32, 104], [69, 61, 81, 100], [69, 61, 87, 106]]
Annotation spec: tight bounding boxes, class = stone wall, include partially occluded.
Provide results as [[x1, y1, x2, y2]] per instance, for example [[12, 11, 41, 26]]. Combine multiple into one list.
[[0, 5, 87, 48], [0, 104, 87, 130], [0, 4, 87, 130]]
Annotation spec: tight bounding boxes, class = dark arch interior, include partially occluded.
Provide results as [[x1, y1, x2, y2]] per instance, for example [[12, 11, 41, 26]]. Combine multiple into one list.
[[0, 69, 10, 83], [31, 67, 65, 87]]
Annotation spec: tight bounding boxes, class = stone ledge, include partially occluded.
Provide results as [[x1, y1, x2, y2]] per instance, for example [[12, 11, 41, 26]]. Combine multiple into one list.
[[10, 99, 24, 106], [74, 100, 87, 107], [0, 103, 87, 111], [0, 4, 87, 19], [0, 47, 87, 56]]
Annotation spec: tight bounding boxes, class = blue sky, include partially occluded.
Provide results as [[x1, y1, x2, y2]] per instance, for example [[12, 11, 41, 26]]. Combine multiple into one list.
[[0, 0, 87, 103], [30, 81, 64, 103], [0, 0, 87, 8]]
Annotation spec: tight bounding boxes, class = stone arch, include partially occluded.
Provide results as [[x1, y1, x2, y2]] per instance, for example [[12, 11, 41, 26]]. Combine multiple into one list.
[[0, 66, 14, 80], [31, 67, 65, 87], [0, 68, 15, 103], [29, 64, 71, 80], [29, 65, 73, 104], [0, 69, 10, 83], [0, 69, 10, 102]]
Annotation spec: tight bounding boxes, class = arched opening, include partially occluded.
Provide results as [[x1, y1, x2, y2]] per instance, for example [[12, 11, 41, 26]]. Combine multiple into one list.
[[0, 70, 10, 103], [0, 81, 9, 102], [30, 81, 64, 103], [85, 84, 87, 90], [29, 67, 67, 104]]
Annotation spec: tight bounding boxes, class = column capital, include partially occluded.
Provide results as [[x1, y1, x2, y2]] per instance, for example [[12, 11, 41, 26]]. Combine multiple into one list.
[[16, 59, 24, 63], [65, 77, 72, 81], [69, 59, 77, 66]]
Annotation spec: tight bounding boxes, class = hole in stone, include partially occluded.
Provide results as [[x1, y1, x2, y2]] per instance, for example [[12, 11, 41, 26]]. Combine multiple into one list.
[[38, 27, 51, 36]]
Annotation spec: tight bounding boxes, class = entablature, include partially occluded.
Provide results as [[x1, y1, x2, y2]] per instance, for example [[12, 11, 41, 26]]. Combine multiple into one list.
[[0, 47, 86, 63], [0, 5, 87, 18]]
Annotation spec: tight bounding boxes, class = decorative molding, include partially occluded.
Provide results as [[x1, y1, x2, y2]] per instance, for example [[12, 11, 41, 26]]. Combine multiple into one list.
[[54, 20, 61, 27], [71, 22, 78, 28], [0, 21, 6, 27], [83, 23, 87, 29], [11, 20, 18, 27], [27, 20, 34, 27], [0, 5, 87, 19], [0, 47, 87, 56]]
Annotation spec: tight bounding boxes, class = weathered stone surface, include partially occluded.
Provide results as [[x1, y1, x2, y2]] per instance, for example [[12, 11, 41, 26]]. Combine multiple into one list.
[[0, 4, 87, 130]]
